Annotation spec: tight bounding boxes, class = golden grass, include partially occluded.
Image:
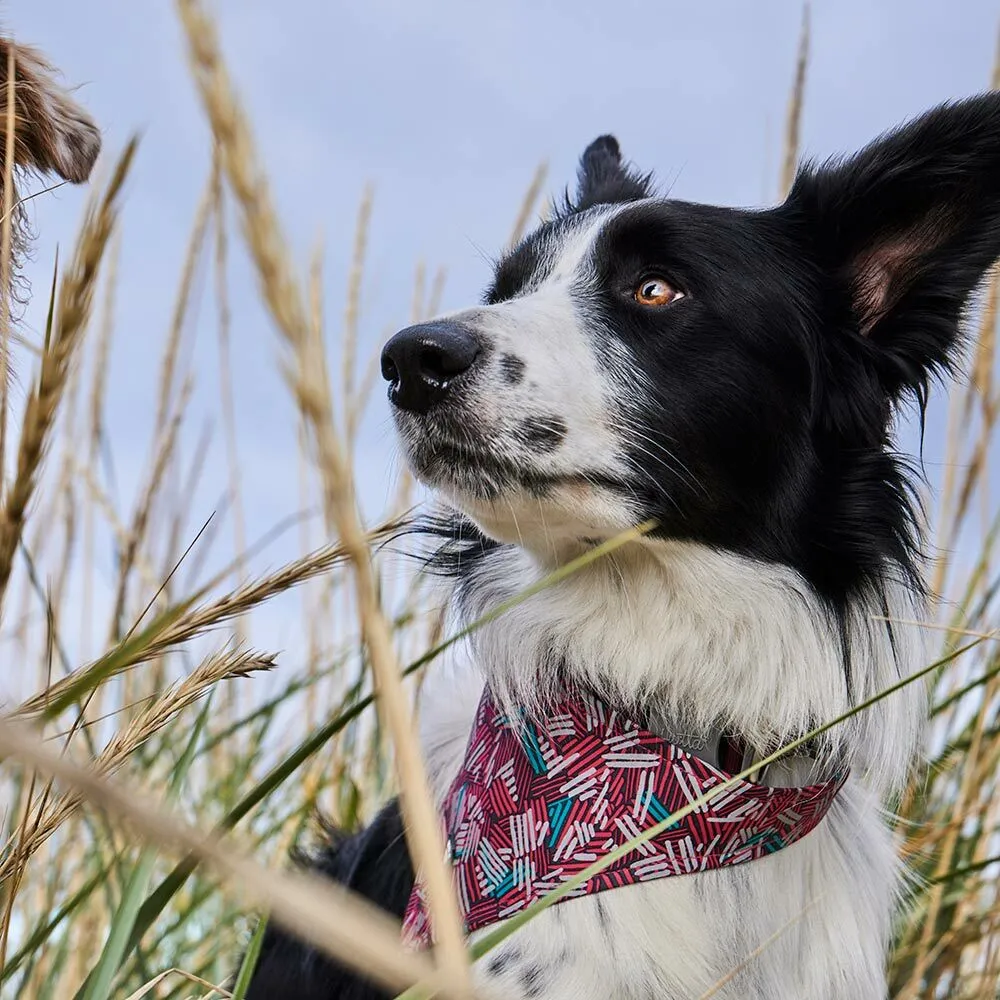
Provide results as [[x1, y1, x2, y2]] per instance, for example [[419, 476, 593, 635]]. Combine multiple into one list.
[[0, 5, 997, 1000], [779, 3, 810, 199], [508, 162, 549, 249], [0, 715, 450, 998], [0, 649, 275, 884], [0, 44, 18, 481], [0, 140, 135, 617], [174, 0, 470, 992]]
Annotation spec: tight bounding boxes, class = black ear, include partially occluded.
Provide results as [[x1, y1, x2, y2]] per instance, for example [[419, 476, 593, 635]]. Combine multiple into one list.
[[785, 93, 1000, 402], [561, 135, 653, 217]]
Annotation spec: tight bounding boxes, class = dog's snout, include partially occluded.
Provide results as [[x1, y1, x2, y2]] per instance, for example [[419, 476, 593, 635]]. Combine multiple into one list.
[[381, 322, 481, 414]]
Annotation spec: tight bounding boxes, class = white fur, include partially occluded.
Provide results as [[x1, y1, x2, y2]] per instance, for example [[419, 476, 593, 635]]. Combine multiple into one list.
[[397, 204, 927, 999], [393, 207, 647, 551], [417, 543, 924, 999]]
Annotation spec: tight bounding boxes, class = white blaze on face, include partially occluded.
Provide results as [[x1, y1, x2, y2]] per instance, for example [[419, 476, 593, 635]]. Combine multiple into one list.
[[395, 207, 642, 552]]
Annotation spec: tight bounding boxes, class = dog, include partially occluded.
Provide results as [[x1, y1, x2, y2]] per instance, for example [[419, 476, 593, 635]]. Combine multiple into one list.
[[247, 93, 1000, 999], [0, 34, 101, 304]]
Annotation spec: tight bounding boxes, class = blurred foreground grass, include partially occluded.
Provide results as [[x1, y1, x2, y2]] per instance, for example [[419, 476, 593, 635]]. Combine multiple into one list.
[[1, 4, 1000, 998]]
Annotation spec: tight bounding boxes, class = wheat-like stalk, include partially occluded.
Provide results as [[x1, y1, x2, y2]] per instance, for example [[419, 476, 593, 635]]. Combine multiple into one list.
[[0, 11, 998, 1000], [15, 531, 395, 719], [0, 647, 275, 881], [0, 714, 455, 998], [0, 140, 136, 618], [508, 161, 548, 248], [0, 44, 18, 491], [779, 3, 810, 199], [174, 2, 473, 992], [211, 148, 248, 636], [343, 181, 374, 444]]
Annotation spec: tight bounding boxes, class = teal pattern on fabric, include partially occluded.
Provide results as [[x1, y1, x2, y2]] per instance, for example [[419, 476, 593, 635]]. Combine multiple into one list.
[[519, 722, 547, 775], [547, 796, 574, 847]]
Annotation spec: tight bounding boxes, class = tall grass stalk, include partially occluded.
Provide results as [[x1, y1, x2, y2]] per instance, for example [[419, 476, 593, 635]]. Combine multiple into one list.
[[0, 5, 998, 999]]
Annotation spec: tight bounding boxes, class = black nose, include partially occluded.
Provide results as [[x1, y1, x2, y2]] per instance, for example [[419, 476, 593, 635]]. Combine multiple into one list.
[[380, 321, 481, 415]]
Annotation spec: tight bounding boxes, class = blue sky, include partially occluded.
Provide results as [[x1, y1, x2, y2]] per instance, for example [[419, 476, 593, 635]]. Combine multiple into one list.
[[3, 0, 999, 688]]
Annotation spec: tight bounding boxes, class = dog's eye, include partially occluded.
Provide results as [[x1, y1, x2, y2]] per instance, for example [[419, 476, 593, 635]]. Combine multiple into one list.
[[634, 276, 683, 307]]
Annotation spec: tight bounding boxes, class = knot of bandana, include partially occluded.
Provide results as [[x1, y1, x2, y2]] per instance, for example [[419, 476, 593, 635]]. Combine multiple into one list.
[[403, 688, 846, 949]]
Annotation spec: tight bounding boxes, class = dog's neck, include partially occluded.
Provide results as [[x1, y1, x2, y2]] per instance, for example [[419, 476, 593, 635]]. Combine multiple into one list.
[[448, 536, 927, 797]]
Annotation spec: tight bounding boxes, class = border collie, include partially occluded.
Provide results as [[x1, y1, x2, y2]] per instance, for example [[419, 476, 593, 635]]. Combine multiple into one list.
[[247, 94, 1000, 1000]]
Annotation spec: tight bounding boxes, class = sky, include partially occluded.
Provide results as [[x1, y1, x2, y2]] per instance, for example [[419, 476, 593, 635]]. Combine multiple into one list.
[[2, 0, 999, 692]]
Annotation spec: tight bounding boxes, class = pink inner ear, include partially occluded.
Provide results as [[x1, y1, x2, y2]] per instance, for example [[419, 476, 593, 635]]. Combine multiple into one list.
[[852, 233, 928, 335], [850, 211, 955, 336]]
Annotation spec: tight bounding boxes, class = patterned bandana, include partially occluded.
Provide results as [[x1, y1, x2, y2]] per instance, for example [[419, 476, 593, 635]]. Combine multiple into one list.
[[402, 687, 846, 949]]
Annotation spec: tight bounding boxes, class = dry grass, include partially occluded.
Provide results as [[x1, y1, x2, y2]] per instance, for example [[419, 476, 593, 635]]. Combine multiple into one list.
[[175, 0, 468, 990], [0, 5, 997, 1000]]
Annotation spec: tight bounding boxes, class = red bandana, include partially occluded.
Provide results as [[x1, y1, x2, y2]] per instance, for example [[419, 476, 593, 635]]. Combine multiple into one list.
[[403, 688, 846, 949]]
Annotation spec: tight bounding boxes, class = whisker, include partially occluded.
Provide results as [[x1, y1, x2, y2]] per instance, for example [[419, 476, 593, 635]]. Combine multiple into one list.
[[616, 421, 706, 497]]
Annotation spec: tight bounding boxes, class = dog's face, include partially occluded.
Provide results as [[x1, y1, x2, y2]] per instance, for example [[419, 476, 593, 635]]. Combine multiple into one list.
[[384, 99, 1000, 599], [385, 196, 808, 541]]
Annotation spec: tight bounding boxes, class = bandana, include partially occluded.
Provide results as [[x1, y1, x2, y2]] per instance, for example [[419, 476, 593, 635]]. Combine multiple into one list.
[[402, 687, 846, 949]]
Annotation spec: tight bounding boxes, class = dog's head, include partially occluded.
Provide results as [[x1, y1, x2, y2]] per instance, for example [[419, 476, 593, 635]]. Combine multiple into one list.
[[0, 37, 102, 298], [383, 95, 1000, 601]]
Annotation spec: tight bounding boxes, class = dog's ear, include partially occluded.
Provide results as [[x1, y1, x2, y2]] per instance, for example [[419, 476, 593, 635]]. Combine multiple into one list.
[[785, 93, 1000, 403], [0, 38, 101, 184], [563, 135, 652, 216]]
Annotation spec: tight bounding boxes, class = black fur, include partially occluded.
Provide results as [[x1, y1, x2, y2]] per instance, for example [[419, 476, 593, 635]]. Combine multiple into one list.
[[245, 93, 1000, 997], [453, 97, 1000, 614], [244, 800, 413, 1000], [560, 134, 654, 217]]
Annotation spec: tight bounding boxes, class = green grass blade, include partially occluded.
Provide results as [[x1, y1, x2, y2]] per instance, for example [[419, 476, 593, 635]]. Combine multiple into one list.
[[96, 523, 657, 977], [229, 912, 268, 1000], [0, 866, 107, 984], [77, 693, 215, 1000]]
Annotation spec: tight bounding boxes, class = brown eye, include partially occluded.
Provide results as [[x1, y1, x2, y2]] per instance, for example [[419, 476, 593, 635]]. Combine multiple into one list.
[[634, 276, 683, 307]]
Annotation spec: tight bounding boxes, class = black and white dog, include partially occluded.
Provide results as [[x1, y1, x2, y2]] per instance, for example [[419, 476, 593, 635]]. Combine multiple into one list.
[[248, 94, 1000, 999]]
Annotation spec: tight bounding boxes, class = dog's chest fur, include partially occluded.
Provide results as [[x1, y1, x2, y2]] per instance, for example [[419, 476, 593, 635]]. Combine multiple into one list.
[[418, 539, 923, 1000]]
